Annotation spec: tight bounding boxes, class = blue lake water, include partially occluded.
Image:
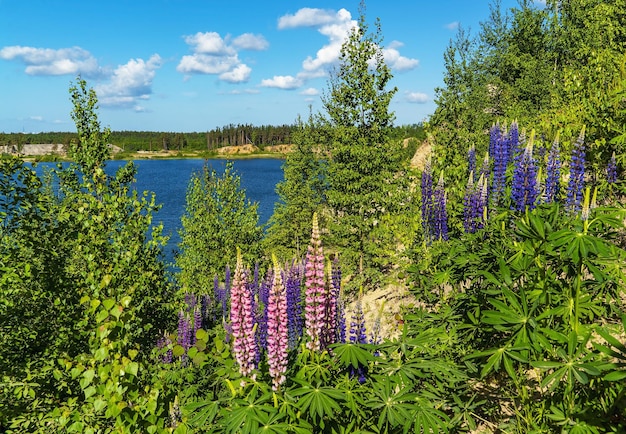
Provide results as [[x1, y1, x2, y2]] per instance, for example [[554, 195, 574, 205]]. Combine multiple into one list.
[[34, 159, 285, 263]]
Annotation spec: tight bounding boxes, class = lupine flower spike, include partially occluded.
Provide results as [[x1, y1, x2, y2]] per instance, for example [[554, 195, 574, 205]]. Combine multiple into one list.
[[433, 172, 448, 241], [421, 157, 434, 243], [304, 212, 326, 351], [607, 151, 617, 184], [230, 248, 257, 379], [267, 254, 289, 391], [566, 126, 586, 214], [511, 131, 539, 212]]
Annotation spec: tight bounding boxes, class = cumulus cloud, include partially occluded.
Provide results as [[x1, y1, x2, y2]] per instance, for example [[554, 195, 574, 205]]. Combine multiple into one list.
[[300, 87, 319, 96], [261, 75, 303, 89], [177, 31, 267, 83], [0, 44, 163, 110], [96, 54, 162, 109], [405, 91, 428, 103], [0, 45, 101, 76], [383, 41, 419, 71], [220, 64, 252, 83], [269, 7, 419, 90], [232, 33, 269, 50], [445, 21, 459, 31], [278, 7, 339, 29]]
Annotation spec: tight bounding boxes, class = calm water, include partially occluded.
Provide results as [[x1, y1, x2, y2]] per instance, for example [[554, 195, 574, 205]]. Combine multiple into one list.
[[35, 159, 285, 263]]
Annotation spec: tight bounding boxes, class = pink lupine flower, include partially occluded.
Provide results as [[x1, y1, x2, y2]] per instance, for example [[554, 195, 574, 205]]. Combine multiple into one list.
[[267, 254, 289, 391], [230, 249, 257, 378], [305, 212, 326, 351]]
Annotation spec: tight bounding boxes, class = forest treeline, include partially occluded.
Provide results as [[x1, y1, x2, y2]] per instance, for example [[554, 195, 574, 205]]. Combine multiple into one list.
[[0, 123, 425, 152]]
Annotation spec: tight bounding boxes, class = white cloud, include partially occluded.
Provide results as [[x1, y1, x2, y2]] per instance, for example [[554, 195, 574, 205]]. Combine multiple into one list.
[[177, 31, 264, 83], [184, 32, 235, 55], [0, 45, 100, 76], [278, 8, 338, 29], [300, 87, 319, 96], [445, 21, 459, 31], [405, 91, 428, 103], [96, 54, 162, 108], [30, 115, 44, 121], [261, 75, 303, 89], [220, 64, 252, 83], [270, 7, 419, 90], [232, 33, 269, 50], [383, 41, 419, 71]]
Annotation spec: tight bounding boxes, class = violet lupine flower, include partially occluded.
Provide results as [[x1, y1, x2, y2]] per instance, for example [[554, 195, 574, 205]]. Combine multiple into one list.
[[267, 255, 289, 391], [256, 270, 271, 355], [491, 122, 509, 207], [285, 262, 304, 350], [607, 152, 617, 184], [433, 173, 449, 241], [463, 173, 487, 233], [509, 120, 520, 158], [331, 256, 345, 344], [177, 310, 192, 351], [511, 136, 539, 212], [157, 332, 173, 364], [566, 127, 586, 214], [304, 212, 327, 352], [468, 144, 476, 181], [421, 158, 434, 243], [321, 260, 338, 349], [544, 134, 561, 204], [229, 249, 257, 378], [349, 294, 368, 384]]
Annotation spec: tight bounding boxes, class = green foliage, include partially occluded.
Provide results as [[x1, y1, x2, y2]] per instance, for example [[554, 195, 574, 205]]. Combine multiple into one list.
[[322, 5, 411, 288], [69, 76, 112, 176], [264, 114, 328, 260], [409, 202, 626, 432], [1, 79, 175, 432], [176, 161, 263, 294]]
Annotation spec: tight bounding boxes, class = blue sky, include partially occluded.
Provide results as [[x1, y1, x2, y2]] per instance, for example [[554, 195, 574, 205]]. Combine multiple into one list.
[[0, 0, 539, 133]]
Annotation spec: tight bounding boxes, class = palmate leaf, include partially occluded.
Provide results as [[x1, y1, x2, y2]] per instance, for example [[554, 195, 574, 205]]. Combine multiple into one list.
[[289, 384, 344, 422], [330, 343, 376, 369], [366, 375, 416, 430], [410, 396, 450, 434]]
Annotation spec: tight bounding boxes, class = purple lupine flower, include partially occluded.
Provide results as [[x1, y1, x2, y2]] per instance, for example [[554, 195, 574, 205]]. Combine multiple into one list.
[[349, 294, 368, 384], [331, 254, 346, 344], [157, 332, 173, 364], [304, 212, 327, 352], [544, 134, 561, 204], [607, 151, 617, 184], [285, 262, 304, 350], [433, 173, 448, 241], [511, 136, 539, 212], [184, 293, 197, 312], [491, 122, 509, 207], [349, 297, 367, 345], [463, 173, 476, 233], [256, 269, 272, 355], [468, 144, 476, 181], [566, 127, 586, 214], [267, 255, 289, 391], [192, 307, 202, 343], [421, 158, 434, 243], [229, 249, 257, 378], [177, 309, 192, 351]]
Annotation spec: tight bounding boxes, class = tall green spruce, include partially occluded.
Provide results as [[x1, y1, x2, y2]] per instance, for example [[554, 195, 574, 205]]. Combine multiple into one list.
[[323, 4, 408, 287]]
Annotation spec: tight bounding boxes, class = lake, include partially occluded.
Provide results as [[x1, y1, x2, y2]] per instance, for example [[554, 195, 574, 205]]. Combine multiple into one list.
[[35, 159, 285, 263]]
